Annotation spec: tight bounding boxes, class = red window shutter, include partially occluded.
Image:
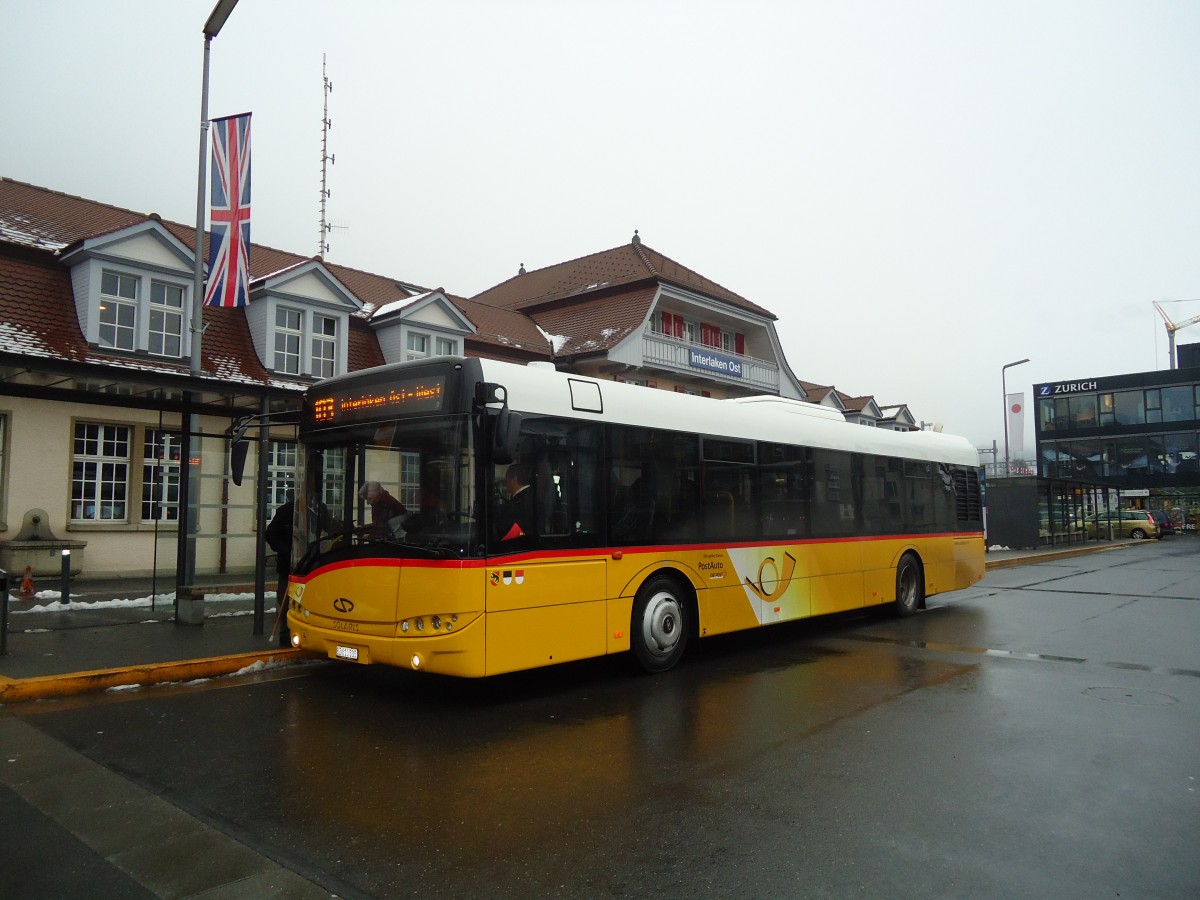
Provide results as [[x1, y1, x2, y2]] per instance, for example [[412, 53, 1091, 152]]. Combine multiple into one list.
[[735, 332, 745, 355], [660, 311, 670, 333], [674, 385, 686, 393], [673, 315, 684, 339], [701, 390, 711, 398]]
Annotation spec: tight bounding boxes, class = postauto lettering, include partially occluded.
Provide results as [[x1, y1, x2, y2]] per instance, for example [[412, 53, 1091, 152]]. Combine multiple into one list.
[[1037, 381, 1098, 397]]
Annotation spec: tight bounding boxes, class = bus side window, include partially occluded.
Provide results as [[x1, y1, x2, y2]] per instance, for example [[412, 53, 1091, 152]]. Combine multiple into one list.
[[759, 442, 810, 539]]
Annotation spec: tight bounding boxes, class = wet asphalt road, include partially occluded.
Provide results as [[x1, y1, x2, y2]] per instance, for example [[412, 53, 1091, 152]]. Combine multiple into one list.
[[4, 540, 1199, 899]]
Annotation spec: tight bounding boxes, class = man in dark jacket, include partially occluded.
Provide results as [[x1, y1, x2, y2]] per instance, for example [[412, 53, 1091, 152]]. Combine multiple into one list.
[[265, 495, 294, 647]]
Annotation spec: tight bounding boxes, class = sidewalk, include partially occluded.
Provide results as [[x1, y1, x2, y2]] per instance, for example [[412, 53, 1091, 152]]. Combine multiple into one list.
[[1, 571, 310, 703], [0, 539, 1155, 703]]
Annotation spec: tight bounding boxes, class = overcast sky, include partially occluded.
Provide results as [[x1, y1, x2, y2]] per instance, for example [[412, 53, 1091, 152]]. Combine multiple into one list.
[[4, 1, 1199, 456]]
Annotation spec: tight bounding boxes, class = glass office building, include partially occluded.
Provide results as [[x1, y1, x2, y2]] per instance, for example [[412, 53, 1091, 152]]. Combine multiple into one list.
[[1035, 366, 1200, 531]]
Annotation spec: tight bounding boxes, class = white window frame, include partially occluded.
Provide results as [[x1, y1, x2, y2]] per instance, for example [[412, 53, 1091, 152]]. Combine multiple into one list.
[[435, 336, 456, 356], [267, 304, 346, 378], [406, 331, 429, 361], [312, 313, 338, 379], [99, 270, 138, 351], [72, 422, 131, 522], [141, 429, 181, 522], [274, 307, 304, 375], [0, 413, 7, 529], [148, 281, 185, 357], [267, 439, 297, 520]]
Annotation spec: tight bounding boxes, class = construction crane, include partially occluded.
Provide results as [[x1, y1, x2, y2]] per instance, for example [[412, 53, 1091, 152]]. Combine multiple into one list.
[[1152, 300, 1200, 368]]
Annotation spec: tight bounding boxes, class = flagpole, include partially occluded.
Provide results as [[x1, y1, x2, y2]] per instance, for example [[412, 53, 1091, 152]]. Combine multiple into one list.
[[1002, 358, 1030, 479], [179, 0, 241, 623]]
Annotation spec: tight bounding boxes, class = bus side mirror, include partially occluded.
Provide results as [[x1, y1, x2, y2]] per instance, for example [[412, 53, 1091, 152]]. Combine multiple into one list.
[[230, 440, 249, 486], [492, 407, 522, 466], [228, 417, 251, 486]]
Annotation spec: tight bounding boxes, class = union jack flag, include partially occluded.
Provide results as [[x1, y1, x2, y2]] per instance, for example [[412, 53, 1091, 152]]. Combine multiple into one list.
[[204, 112, 252, 308]]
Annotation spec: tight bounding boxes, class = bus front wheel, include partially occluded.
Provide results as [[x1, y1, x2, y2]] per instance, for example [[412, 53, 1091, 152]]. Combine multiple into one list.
[[632, 576, 689, 673], [893, 554, 923, 618]]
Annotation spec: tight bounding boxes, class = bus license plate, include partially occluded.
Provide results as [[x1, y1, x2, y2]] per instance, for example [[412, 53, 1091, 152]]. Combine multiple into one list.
[[335, 645, 359, 661]]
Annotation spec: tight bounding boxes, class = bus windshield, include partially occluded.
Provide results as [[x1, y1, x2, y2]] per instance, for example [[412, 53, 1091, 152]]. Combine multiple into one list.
[[296, 412, 482, 569]]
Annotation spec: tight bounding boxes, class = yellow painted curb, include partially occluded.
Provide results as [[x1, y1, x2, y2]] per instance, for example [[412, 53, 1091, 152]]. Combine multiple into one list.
[[0, 648, 320, 704], [985, 540, 1151, 571]]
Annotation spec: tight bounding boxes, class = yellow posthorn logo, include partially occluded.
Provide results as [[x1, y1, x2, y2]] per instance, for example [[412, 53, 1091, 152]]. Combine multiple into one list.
[[744, 551, 797, 602]]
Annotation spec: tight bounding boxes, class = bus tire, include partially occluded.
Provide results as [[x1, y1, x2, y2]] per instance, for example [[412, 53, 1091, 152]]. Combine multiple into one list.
[[893, 554, 923, 618], [631, 575, 689, 673]]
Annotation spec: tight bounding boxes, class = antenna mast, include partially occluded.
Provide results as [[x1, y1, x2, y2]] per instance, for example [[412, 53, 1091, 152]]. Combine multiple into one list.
[[319, 53, 334, 257]]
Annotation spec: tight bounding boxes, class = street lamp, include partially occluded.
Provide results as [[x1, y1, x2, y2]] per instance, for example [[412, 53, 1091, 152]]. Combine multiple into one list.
[[1002, 358, 1030, 478], [179, 0, 241, 623], [192, 0, 240, 374]]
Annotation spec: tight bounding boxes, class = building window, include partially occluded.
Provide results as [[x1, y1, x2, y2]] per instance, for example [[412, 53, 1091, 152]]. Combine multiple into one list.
[[321, 446, 347, 510], [1113, 391, 1144, 426], [0, 414, 7, 524], [312, 314, 337, 379], [1161, 385, 1194, 422], [400, 450, 421, 508], [141, 429, 181, 521], [72, 422, 129, 521], [148, 281, 185, 356], [274, 307, 303, 374], [435, 336, 456, 356], [99, 270, 138, 351], [267, 440, 297, 519], [406, 331, 429, 361], [1145, 389, 1163, 424]]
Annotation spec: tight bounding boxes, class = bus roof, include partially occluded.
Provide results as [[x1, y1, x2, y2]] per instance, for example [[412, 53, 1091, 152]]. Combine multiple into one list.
[[476, 358, 978, 467]]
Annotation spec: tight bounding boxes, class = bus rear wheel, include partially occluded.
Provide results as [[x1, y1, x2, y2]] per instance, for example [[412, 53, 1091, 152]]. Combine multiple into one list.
[[632, 575, 689, 673], [893, 554, 923, 618]]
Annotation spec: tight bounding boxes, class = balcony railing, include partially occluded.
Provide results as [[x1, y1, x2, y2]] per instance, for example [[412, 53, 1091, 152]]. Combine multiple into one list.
[[642, 331, 779, 392]]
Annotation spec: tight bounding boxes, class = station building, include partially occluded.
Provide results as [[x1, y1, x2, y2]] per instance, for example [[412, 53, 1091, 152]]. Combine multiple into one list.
[[0, 177, 924, 585]]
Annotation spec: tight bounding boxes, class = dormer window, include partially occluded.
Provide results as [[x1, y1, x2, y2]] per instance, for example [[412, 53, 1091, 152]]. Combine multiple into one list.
[[95, 268, 190, 357], [149, 281, 185, 356], [312, 314, 337, 378], [274, 307, 303, 374], [99, 271, 138, 351], [268, 304, 342, 377], [406, 331, 428, 360]]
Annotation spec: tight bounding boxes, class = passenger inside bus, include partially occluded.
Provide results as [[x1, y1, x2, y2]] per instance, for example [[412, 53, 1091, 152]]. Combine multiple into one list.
[[357, 481, 407, 539], [499, 463, 535, 541]]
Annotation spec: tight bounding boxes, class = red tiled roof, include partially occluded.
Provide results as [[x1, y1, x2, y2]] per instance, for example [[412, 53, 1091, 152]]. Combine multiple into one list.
[[1, 178, 807, 395], [0, 178, 147, 250], [0, 252, 88, 361], [0, 249, 278, 385], [471, 240, 775, 320], [530, 286, 658, 358]]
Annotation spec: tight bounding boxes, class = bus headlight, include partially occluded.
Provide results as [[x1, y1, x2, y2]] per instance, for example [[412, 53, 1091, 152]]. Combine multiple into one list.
[[401, 620, 409, 633], [432, 615, 442, 630], [411, 654, 422, 669]]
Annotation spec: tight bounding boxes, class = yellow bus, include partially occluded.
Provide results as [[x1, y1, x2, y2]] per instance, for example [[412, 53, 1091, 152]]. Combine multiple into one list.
[[281, 356, 985, 676]]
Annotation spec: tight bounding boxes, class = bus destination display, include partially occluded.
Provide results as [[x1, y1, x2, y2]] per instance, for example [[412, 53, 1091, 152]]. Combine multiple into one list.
[[309, 376, 446, 425]]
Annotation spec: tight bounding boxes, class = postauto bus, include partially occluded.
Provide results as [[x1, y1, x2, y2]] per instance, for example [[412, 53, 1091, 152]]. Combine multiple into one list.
[[279, 357, 985, 676]]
